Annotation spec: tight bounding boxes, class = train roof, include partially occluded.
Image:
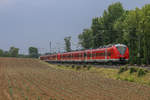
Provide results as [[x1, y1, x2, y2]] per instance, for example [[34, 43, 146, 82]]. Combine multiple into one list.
[[115, 44, 127, 47]]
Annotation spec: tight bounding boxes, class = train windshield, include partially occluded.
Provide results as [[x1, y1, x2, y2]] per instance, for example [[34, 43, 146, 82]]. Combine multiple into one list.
[[116, 46, 126, 55]]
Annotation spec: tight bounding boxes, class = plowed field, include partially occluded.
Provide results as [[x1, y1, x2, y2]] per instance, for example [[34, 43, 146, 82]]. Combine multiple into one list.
[[0, 58, 150, 100]]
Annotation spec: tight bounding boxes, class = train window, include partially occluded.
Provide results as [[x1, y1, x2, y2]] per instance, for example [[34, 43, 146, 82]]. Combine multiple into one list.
[[80, 53, 82, 57], [96, 52, 104, 56], [108, 52, 111, 56], [116, 46, 126, 55], [92, 54, 94, 57], [89, 54, 91, 57], [96, 53, 99, 57], [92, 53, 96, 57], [75, 54, 77, 58], [87, 53, 92, 57], [99, 53, 101, 56], [84, 53, 87, 57], [102, 53, 104, 56]]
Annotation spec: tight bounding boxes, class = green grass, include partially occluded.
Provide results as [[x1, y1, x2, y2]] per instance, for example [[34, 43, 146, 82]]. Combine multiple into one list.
[[8, 80, 13, 97], [9, 87, 13, 97], [25, 96, 28, 100], [38, 96, 41, 100], [115, 67, 150, 84], [129, 67, 138, 74], [39, 60, 150, 86], [76, 66, 81, 70], [118, 66, 128, 74]]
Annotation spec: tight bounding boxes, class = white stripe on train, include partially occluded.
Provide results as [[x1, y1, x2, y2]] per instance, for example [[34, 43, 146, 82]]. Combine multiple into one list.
[[44, 59, 129, 63]]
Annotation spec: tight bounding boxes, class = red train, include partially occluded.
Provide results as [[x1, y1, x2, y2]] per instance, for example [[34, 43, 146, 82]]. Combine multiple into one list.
[[40, 44, 129, 63]]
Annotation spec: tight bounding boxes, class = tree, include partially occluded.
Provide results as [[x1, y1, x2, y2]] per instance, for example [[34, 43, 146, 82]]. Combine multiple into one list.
[[113, 11, 129, 44], [103, 2, 124, 44], [78, 29, 93, 49], [78, 2, 125, 49], [123, 10, 140, 64], [64, 36, 71, 52], [91, 17, 104, 48], [28, 47, 39, 58], [0, 49, 3, 57], [9, 46, 19, 57], [140, 4, 150, 65], [3, 51, 10, 57]]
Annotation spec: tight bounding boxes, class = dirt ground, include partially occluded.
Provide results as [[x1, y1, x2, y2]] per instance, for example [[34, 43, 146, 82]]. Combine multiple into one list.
[[0, 57, 150, 100]]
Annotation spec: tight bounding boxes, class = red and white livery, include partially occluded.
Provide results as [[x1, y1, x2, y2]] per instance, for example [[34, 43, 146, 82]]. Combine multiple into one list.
[[40, 44, 129, 63]]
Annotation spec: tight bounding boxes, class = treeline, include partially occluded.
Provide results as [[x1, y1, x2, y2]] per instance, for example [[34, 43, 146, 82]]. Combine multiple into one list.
[[0, 46, 39, 58], [78, 2, 150, 65]]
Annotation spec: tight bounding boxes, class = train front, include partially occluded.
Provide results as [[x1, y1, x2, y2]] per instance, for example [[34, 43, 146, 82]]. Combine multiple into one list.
[[115, 44, 129, 63]]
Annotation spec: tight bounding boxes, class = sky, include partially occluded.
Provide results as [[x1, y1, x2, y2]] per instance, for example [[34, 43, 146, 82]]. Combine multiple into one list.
[[0, 0, 150, 54]]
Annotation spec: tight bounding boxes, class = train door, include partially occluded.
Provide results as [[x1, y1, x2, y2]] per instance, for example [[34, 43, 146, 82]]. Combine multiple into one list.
[[57, 53, 61, 61], [84, 51, 87, 62], [105, 48, 107, 62]]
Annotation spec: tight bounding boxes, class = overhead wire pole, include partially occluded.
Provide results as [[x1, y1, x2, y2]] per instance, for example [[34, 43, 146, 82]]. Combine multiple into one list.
[[49, 41, 51, 54]]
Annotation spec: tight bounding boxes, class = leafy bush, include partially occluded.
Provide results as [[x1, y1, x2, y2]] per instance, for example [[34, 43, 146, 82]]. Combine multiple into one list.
[[127, 77, 135, 82], [57, 64, 61, 67], [118, 66, 128, 74], [76, 66, 81, 70], [124, 78, 128, 81], [116, 75, 120, 80], [83, 65, 87, 68], [141, 58, 146, 64], [87, 65, 91, 70], [138, 68, 146, 77], [124, 65, 128, 70], [129, 67, 138, 74], [148, 81, 150, 86], [144, 69, 149, 73], [123, 77, 134, 82]]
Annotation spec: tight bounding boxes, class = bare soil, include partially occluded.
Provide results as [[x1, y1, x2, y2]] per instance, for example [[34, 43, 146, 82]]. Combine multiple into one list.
[[0, 57, 150, 100]]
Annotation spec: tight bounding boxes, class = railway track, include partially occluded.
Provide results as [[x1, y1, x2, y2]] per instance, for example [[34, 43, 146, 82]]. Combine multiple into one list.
[[47, 62, 123, 69], [47, 62, 150, 70]]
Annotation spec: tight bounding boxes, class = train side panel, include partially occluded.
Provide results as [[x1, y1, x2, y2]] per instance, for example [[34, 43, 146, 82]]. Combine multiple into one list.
[[40, 44, 129, 63]]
